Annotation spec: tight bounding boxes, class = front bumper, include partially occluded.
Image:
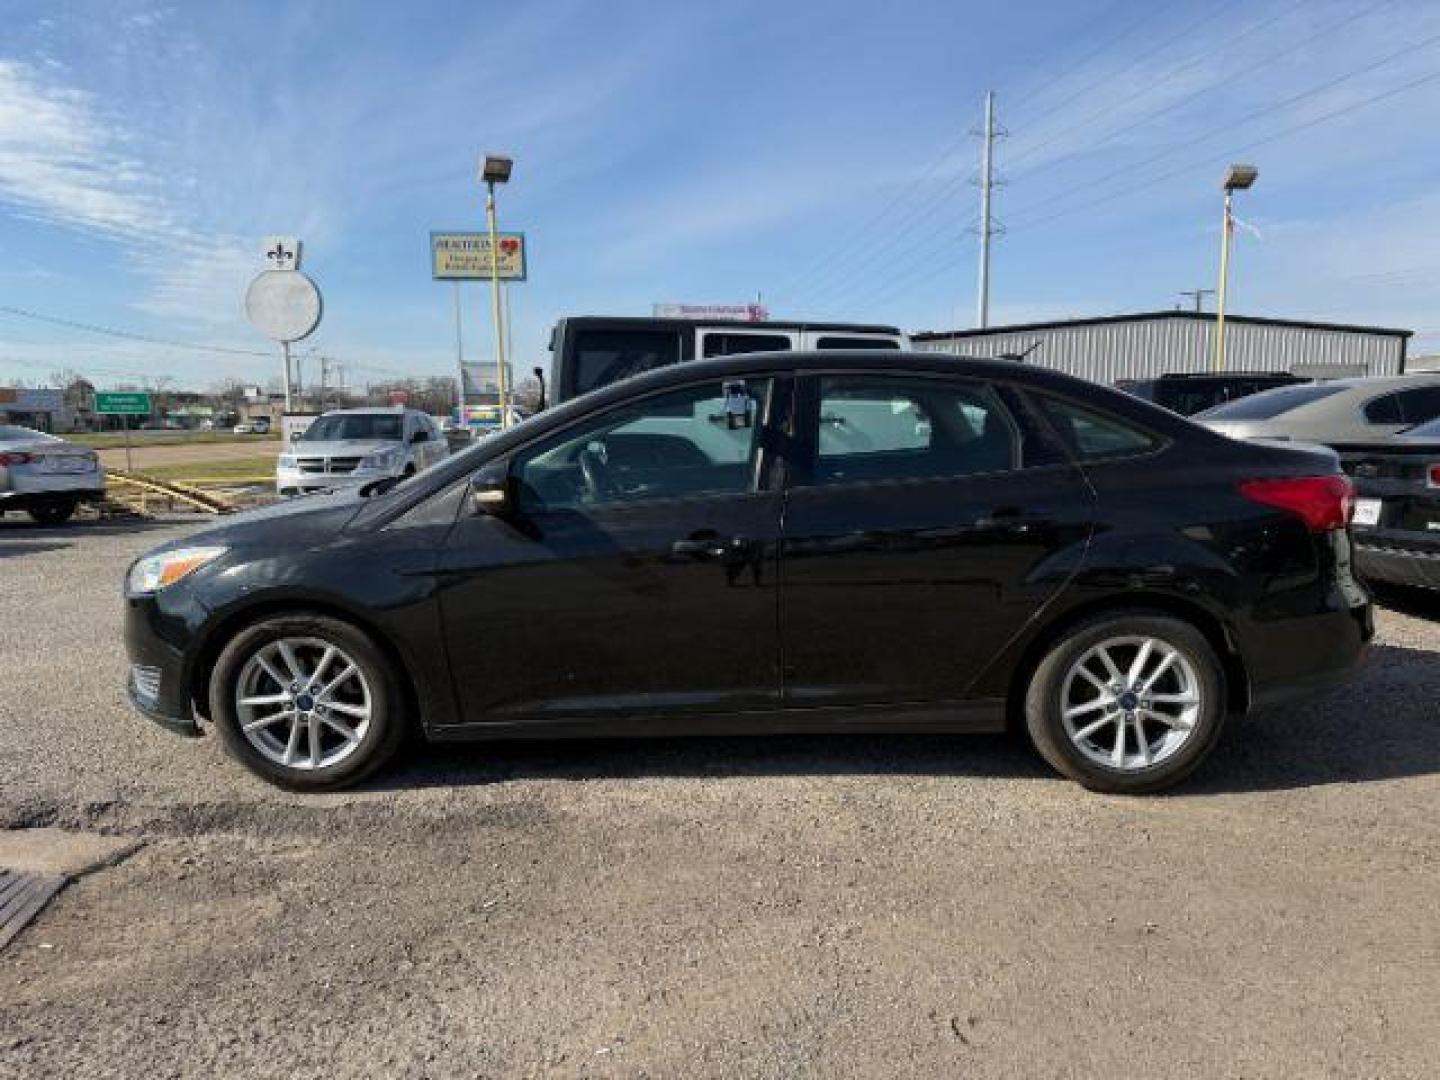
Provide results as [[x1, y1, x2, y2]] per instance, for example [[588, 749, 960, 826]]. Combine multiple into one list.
[[123, 593, 204, 737], [275, 465, 397, 496]]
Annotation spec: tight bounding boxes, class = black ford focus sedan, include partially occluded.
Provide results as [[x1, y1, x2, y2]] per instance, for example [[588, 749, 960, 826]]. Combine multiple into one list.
[[124, 352, 1371, 794]]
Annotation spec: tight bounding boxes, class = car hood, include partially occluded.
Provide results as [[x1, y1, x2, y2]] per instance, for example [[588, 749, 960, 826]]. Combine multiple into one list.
[[0, 438, 83, 455], [150, 486, 373, 557], [286, 439, 401, 458]]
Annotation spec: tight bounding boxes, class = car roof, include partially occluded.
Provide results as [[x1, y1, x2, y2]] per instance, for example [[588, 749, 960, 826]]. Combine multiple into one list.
[[319, 407, 412, 416]]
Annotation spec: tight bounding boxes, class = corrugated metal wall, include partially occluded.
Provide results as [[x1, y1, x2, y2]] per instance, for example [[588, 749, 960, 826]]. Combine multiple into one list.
[[914, 317, 1406, 383]]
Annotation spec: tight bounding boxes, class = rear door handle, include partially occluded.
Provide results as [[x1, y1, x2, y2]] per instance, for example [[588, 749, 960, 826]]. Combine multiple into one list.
[[975, 507, 1054, 533]]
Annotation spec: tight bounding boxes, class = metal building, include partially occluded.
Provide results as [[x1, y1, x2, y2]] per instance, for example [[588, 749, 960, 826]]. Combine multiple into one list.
[[911, 311, 1411, 384]]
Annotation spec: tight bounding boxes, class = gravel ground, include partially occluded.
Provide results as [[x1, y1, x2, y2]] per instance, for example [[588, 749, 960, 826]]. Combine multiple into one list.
[[1, 514, 1438, 1078]]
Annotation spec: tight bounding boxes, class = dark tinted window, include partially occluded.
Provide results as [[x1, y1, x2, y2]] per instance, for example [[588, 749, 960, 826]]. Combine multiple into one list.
[[300, 413, 403, 441], [515, 379, 771, 511], [572, 328, 682, 396], [1197, 383, 1345, 421], [701, 333, 792, 357], [1390, 386, 1440, 424], [1037, 397, 1158, 460], [815, 336, 901, 350], [810, 376, 1016, 485]]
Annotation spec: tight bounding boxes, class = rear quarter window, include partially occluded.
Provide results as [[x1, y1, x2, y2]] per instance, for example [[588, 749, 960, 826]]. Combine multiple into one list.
[[1035, 396, 1160, 460]]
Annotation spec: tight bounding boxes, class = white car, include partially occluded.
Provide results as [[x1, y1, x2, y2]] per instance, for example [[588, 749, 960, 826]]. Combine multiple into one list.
[[276, 407, 448, 496], [0, 424, 105, 524]]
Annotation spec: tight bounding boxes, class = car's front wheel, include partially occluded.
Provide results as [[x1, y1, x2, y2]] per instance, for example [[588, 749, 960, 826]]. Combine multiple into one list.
[[27, 499, 77, 525], [208, 613, 407, 790], [1024, 613, 1227, 794]]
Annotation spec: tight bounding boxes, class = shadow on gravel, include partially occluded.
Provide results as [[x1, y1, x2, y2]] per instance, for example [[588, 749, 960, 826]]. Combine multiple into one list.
[[0, 540, 72, 559], [361, 640, 1440, 797], [1187, 641, 1440, 795], [1369, 581, 1440, 621], [364, 731, 1050, 794], [0, 517, 181, 538]]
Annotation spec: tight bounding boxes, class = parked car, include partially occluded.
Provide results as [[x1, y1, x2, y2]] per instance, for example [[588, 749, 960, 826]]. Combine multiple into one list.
[[1325, 414, 1440, 590], [275, 407, 447, 496], [548, 315, 908, 404], [1117, 372, 1307, 416], [234, 416, 271, 435], [123, 351, 1370, 794], [0, 424, 105, 524], [1196, 374, 1440, 444]]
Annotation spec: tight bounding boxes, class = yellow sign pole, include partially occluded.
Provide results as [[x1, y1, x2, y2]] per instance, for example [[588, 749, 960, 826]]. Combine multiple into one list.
[[485, 183, 511, 430], [1212, 189, 1233, 373]]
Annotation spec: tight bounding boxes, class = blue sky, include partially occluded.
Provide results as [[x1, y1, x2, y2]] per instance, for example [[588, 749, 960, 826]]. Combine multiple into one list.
[[2, 0, 1440, 390]]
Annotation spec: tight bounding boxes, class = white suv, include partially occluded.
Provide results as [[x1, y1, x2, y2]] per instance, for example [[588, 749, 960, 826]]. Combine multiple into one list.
[[276, 408, 448, 496]]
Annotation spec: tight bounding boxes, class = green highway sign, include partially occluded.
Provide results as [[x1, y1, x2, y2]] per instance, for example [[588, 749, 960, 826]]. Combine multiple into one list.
[[94, 391, 152, 416]]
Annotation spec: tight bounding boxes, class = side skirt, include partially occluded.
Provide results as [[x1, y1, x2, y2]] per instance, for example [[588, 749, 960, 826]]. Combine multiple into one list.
[[426, 698, 1007, 742]]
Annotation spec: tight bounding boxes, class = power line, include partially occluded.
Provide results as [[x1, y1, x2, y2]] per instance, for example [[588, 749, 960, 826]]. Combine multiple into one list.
[[1004, 0, 1316, 176], [773, 2, 1165, 309], [1008, 63, 1440, 235], [1004, 0, 1241, 162], [1004, 31, 1440, 229], [0, 304, 272, 357]]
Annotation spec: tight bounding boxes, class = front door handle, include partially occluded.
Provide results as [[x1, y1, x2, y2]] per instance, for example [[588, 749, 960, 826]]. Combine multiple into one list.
[[670, 532, 752, 560]]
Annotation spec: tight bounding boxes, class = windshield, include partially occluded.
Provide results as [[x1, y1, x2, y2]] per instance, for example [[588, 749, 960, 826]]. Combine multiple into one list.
[[1196, 383, 1346, 421], [0, 424, 58, 442], [300, 414, 404, 442]]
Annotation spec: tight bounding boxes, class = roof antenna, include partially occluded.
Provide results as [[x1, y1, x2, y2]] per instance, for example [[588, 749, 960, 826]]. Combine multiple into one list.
[[999, 339, 1042, 362]]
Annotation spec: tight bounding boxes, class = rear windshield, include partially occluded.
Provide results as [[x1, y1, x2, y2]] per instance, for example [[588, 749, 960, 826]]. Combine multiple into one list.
[[300, 414, 404, 442], [1196, 383, 1346, 421]]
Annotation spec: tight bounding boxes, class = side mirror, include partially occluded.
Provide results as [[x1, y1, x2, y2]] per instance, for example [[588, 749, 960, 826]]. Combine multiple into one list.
[[469, 458, 512, 516], [410, 429, 428, 444]]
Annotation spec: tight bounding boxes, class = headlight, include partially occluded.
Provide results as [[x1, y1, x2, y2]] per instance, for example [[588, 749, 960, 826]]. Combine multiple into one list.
[[126, 545, 228, 596], [361, 446, 404, 470]]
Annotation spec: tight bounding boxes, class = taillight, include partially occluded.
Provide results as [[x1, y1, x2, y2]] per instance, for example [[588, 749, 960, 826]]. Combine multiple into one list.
[[1238, 475, 1354, 532], [1427, 464, 1440, 489], [0, 452, 32, 466]]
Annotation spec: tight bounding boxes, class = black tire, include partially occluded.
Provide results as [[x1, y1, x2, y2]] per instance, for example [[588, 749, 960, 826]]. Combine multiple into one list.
[[27, 499, 77, 525], [1024, 612, 1228, 795], [208, 613, 408, 791]]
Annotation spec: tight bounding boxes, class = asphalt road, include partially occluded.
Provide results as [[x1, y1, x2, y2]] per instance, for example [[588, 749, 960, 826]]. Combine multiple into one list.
[[1, 515, 1438, 1078]]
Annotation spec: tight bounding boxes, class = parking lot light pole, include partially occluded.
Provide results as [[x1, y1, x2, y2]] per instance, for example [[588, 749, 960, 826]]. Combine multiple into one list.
[[1213, 163, 1258, 372], [481, 154, 513, 430]]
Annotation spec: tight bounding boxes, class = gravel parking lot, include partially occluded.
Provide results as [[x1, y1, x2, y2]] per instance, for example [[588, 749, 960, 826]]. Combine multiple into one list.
[[1, 514, 1438, 1078]]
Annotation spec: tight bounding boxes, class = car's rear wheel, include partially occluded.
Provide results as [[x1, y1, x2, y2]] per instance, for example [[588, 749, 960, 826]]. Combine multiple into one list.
[[1024, 613, 1227, 794], [208, 614, 407, 791], [27, 499, 77, 525]]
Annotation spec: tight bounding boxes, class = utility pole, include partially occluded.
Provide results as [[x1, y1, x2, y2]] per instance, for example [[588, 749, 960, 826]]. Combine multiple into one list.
[[319, 355, 330, 413], [975, 91, 1004, 329], [1180, 288, 1215, 313]]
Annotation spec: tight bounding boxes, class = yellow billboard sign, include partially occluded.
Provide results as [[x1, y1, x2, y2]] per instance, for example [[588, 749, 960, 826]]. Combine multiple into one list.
[[430, 231, 527, 281]]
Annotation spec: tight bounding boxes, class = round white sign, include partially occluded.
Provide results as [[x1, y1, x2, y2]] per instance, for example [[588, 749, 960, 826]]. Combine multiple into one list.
[[245, 269, 322, 343]]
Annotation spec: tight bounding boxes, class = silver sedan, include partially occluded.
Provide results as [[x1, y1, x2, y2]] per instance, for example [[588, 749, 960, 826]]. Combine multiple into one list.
[[0, 424, 105, 524]]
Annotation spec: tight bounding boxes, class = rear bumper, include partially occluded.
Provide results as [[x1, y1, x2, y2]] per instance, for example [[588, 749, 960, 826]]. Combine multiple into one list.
[[1354, 539, 1440, 591], [0, 488, 105, 509]]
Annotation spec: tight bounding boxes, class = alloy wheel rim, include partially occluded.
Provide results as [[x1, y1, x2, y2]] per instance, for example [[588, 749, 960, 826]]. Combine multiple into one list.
[[1059, 635, 1202, 772], [235, 636, 371, 771]]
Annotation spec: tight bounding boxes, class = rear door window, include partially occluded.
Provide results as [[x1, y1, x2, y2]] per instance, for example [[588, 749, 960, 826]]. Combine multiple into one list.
[[571, 328, 682, 396], [809, 376, 1017, 485], [1393, 386, 1440, 425]]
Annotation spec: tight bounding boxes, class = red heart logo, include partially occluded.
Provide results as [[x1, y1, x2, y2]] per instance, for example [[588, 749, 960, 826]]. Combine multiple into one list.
[[500, 238, 519, 254]]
